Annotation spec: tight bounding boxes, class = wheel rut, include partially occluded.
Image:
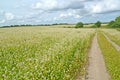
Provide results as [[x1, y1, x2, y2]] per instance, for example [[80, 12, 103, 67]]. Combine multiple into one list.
[[103, 33, 120, 52], [85, 33, 110, 80]]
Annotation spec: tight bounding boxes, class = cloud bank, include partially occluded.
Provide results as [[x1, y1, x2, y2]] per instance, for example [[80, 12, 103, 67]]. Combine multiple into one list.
[[0, 0, 120, 26]]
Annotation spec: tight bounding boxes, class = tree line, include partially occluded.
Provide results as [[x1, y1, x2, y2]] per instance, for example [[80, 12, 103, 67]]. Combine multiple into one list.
[[75, 21, 101, 28], [108, 16, 120, 28], [75, 16, 120, 28]]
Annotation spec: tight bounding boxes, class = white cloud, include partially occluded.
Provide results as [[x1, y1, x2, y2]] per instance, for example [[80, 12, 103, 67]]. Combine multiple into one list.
[[85, 0, 120, 14], [54, 11, 81, 20], [32, 0, 86, 11], [5, 13, 14, 20], [0, 20, 5, 23], [60, 13, 69, 18], [1, 0, 120, 26], [35, 19, 41, 23], [32, 0, 57, 10], [0, 12, 14, 24], [75, 15, 81, 18]]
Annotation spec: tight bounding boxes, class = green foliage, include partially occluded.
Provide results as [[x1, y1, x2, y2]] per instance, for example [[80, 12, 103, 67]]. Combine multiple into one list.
[[101, 29, 120, 46], [108, 21, 116, 28], [115, 16, 120, 23], [117, 28, 120, 31], [115, 16, 120, 28], [91, 25, 97, 28], [75, 22, 83, 28], [108, 16, 120, 28], [98, 31, 120, 80], [94, 21, 101, 28]]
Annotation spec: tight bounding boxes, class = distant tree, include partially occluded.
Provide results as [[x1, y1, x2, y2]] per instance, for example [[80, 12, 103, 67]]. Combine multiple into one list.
[[108, 21, 115, 28], [94, 21, 101, 28], [108, 16, 120, 28], [115, 16, 120, 23], [75, 22, 83, 28], [115, 16, 120, 28]]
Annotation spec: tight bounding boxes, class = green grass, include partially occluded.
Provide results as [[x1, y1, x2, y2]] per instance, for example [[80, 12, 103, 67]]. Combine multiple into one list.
[[101, 29, 120, 46], [101, 24, 108, 28], [105, 33, 120, 46], [98, 31, 120, 80], [0, 27, 95, 80], [116, 28, 120, 31], [52, 24, 75, 28]]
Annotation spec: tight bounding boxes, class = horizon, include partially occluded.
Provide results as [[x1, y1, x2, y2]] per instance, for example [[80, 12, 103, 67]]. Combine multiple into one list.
[[0, 0, 120, 26]]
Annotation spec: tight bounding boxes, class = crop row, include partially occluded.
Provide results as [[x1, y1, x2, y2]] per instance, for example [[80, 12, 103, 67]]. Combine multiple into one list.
[[0, 27, 95, 80]]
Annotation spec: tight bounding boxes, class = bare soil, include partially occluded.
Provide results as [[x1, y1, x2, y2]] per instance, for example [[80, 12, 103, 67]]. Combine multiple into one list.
[[85, 33, 110, 80]]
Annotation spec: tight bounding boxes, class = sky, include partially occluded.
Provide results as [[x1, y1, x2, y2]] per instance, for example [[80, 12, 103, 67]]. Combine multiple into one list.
[[0, 0, 120, 26]]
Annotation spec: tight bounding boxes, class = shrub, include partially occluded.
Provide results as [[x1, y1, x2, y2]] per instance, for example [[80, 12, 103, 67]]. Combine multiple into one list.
[[108, 16, 120, 28], [108, 21, 116, 28], [75, 22, 83, 28], [94, 21, 101, 28]]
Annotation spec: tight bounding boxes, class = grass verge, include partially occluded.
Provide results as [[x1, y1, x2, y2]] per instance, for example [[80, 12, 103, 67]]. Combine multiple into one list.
[[116, 28, 120, 31], [102, 31, 120, 46], [97, 31, 120, 80]]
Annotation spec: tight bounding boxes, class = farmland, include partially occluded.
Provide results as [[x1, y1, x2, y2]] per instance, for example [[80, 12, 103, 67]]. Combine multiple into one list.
[[0, 26, 120, 80], [0, 27, 95, 80], [1, 0, 120, 80]]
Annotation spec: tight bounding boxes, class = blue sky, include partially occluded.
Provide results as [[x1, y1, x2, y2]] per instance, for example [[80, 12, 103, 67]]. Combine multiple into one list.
[[0, 0, 120, 26]]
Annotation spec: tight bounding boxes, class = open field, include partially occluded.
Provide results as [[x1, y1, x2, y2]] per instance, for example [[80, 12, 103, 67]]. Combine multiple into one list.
[[1, 0, 120, 80], [0, 27, 95, 80], [0, 27, 120, 80]]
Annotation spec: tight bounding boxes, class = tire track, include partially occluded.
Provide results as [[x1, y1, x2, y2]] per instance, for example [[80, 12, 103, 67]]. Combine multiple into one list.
[[103, 33, 120, 52], [85, 33, 110, 80]]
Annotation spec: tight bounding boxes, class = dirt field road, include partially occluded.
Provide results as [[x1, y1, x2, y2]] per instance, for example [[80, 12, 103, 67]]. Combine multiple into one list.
[[86, 33, 110, 80]]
